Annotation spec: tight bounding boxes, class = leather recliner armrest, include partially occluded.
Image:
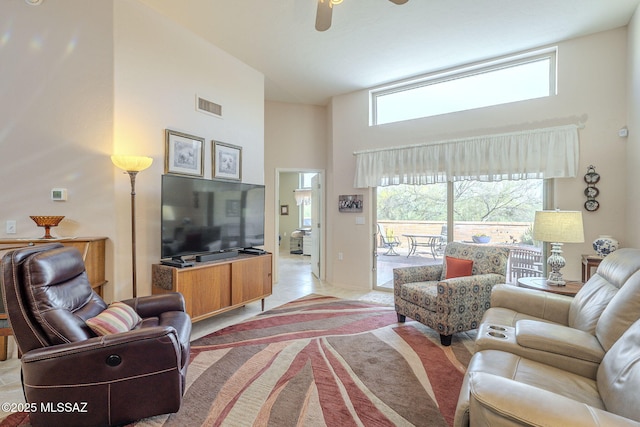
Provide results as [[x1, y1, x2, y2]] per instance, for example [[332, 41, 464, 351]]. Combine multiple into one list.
[[490, 284, 572, 325], [121, 292, 186, 318], [515, 319, 605, 363], [468, 372, 639, 426]]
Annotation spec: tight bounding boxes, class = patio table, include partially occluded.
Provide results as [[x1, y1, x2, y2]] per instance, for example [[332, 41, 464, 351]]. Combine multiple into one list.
[[403, 234, 444, 259]]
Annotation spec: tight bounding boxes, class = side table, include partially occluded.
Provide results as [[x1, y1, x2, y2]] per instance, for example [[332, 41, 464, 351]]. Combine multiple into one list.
[[517, 277, 583, 297], [582, 254, 603, 282]]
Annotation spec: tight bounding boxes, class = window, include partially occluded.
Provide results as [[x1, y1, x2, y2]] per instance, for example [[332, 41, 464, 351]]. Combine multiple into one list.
[[371, 49, 556, 125], [299, 173, 316, 227], [375, 179, 545, 289]]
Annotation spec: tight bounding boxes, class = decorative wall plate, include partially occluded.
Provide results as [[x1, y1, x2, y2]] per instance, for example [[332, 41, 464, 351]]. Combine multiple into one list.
[[584, 166, 600, 184], [584, 199, 600, 212], [584, 186, 599, 198]]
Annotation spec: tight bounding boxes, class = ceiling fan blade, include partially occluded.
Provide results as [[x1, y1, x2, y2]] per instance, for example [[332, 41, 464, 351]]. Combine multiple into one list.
[[315, 0, 333, 32], [389, 0, 409, 4]]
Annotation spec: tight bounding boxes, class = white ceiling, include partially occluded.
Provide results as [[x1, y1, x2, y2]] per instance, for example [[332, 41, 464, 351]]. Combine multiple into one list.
[[139, 0, 640, 106]]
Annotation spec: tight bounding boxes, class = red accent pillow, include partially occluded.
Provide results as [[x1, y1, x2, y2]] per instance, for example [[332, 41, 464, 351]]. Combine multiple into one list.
[[445, 256, 474, 279]]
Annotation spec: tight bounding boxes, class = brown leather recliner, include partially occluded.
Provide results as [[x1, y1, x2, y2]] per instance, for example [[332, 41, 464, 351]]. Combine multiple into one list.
[[1, 243, 191, 427]]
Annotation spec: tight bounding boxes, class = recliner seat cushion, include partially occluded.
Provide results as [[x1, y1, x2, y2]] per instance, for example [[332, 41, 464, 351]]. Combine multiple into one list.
[[466, 350, 605, 410]]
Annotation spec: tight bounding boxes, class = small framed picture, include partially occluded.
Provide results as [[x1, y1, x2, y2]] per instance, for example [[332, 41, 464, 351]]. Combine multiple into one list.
[[339, 194, 363, 213], [280, 205, 289, 215], [213, 140, 242, 181], [165, 129, 204, 176]]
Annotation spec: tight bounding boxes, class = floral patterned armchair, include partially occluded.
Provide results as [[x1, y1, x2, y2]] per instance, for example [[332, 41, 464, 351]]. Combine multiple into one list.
[[394, 242, 509, 346]]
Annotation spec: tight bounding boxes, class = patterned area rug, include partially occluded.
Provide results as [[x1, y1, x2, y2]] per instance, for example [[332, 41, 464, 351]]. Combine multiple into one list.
[[1, 294, 474, 427]]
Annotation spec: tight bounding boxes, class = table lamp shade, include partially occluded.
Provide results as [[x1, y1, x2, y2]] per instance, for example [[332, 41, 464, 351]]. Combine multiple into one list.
[[533, 210, 584, 243], [111, 155, 153, 172]]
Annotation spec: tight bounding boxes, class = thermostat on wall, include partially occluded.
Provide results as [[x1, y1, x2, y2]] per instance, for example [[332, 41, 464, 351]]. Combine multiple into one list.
[[51, 188, 68, 201]]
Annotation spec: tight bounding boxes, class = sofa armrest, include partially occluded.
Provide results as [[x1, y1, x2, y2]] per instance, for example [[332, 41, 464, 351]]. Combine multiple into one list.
[[393, 265, 443, 287], [515, 319, 605, 363], [490, 284, 572, 325], [467, 372, 639, 427], [121, 292, 186, 318], [439, 273, 503, 299]]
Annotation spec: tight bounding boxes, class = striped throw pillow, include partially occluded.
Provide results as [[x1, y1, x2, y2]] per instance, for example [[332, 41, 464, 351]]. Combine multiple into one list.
[[86, 302, 142, 336]]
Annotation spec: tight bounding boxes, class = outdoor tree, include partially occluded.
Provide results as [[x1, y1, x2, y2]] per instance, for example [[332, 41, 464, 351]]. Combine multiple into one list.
[[378, 180, 542, 223]]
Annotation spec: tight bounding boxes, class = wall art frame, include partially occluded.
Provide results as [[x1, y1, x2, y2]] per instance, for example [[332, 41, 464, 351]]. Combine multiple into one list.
[[280, 205, 289, 216], [164, 129, 205, 177], [338, 194, 363, 213], [213, 140, 242, 181]]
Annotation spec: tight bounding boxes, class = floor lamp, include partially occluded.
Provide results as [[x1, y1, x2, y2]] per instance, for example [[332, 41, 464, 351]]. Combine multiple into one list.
[[533, 210, 584, 286], [111, 155, 153, 298]]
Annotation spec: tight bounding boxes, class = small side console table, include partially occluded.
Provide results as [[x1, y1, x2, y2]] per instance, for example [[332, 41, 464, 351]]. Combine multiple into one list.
[[0, 237, 108, 297], [517, 277, 583, 297], [582, 254, 603, 282]]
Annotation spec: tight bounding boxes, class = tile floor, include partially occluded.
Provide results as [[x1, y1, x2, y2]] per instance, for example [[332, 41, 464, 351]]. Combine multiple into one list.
[[0, 251, 394, 418]]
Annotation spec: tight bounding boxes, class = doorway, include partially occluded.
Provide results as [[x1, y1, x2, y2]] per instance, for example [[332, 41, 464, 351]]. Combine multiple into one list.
[[275, 169, 325, 285]]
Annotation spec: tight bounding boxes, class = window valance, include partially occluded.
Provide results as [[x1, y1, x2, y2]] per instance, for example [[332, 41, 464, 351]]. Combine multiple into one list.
[[353, 124, 580, 187]]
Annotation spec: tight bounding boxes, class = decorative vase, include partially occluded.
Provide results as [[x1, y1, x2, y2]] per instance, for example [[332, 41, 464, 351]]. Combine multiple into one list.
[[30, 215, 65, 239], [593, 235, 618, 257]]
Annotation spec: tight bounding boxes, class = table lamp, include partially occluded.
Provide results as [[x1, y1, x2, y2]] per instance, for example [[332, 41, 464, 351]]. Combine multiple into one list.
[[533, 210, 584, 286], [112, 155, 153, 298]]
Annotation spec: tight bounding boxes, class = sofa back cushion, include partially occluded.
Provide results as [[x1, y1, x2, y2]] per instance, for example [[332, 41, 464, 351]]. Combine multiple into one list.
[[569, 248, 640, 334], [441, 242, 509, 280], [596, 270, 640, 351], [597, 318, 640, 422]]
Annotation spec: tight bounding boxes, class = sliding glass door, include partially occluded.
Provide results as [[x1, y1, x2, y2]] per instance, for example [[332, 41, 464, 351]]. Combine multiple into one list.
[[375, 179, 544, 290]]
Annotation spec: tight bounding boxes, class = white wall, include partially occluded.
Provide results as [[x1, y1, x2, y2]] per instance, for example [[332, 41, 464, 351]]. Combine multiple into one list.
[[113, 0, 265, 300], [627, 6, 640, 248], [327, 28, 629, 289], [0, 0, 117, 288], [0, 0, 265, 302]]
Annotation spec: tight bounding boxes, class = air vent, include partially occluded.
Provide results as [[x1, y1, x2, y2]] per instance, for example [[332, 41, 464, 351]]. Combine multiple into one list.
[[196, 95, 222, 118]]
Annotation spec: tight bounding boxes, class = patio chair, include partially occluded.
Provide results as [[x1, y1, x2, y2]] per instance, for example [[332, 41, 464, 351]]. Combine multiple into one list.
[[508, 247, 543, 283], [434, 225, 448, 257], [377, 223, 401, 256]]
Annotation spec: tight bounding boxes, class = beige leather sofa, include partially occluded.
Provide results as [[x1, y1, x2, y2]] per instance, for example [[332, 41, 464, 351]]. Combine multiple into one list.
[[454, 248, 640, 427]]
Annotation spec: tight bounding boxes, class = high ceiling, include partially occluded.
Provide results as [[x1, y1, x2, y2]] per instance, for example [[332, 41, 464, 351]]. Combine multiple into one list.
[[139, 0, 640, 106]]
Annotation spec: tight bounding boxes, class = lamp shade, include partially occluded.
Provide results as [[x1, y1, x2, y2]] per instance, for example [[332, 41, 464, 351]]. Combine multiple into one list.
[[533, 210, 584, 243], [111, 155, 153, 172]]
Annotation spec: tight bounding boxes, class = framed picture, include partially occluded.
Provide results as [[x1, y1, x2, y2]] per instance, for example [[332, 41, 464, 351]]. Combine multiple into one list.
[[280, 205, 289, 215], [339, 194, 363, 213], [213, 140, 242, 181], [165, 129, 204, 177]]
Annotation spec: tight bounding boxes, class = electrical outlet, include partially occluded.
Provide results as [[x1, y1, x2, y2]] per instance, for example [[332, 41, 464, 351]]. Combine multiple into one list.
[[6, 220, 16, 234]]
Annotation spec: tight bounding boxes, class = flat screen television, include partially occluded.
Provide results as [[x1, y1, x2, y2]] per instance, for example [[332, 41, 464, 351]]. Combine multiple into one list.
[[161, 175, 265, 259]]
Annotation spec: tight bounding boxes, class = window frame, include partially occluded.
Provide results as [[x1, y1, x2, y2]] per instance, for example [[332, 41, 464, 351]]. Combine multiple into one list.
[[370, 47, 557, 126]]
